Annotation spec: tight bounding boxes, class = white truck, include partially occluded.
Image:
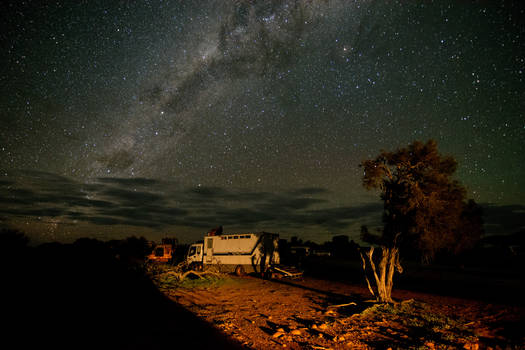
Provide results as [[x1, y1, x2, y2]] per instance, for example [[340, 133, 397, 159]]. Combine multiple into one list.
[[185, 231, 280, 276]]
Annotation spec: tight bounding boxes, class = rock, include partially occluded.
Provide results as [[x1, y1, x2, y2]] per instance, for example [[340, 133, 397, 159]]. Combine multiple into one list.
[[425, 342, 435, 349], [277, 328, 285, 333], [333, 335, 346, 342], [290, 329, 301, 336], [272, 331, 285, 338], [318, 323, 328, 330]]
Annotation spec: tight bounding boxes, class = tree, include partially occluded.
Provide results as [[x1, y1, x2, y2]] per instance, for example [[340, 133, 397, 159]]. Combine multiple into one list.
[[0, 228, 30, 261], [359, 140, 483, 303]]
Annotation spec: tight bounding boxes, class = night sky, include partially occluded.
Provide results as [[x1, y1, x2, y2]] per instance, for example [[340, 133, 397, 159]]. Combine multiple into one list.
[[1, 1, 524, 244]]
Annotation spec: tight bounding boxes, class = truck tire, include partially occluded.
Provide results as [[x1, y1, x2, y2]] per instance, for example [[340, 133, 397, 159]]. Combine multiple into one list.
[[262, 269, 270, 279], [190, 262, 203, 271], [235, 265, 245, 276]]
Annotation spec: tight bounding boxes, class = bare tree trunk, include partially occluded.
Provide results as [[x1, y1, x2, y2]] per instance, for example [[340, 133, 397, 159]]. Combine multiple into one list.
[[359, 248, 376, 298], [359, 246, 402, 303]]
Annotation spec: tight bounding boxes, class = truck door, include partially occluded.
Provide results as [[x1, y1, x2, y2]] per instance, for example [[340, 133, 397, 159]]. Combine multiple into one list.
[[205, 237, 213, 263]]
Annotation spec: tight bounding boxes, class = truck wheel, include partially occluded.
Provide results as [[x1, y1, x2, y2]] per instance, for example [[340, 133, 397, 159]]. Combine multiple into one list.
[[190, 262, 203, 271], [235, 265, 245, 276]]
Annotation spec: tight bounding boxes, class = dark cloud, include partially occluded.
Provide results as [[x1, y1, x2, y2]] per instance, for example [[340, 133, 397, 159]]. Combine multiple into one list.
[[100, 188, 164, 206], [188, 186, 231, 198], [256, 196, 327, 211], [304, 203, 382, 226], [2, 206, 66, 218], [1, 171, 384, 236], [0, 188, 36, 205], [82, 216, 125, 226], [3, 171, 523, 242], [287, 187, 331, 196], [96, 177, 161, 187]]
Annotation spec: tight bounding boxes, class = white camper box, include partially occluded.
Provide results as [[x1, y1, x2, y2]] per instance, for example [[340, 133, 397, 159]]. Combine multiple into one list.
[[185, 232, 279, 275]]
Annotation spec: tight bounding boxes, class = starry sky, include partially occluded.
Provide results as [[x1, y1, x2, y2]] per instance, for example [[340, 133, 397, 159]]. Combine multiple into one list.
[[1, 0, 524, 244]]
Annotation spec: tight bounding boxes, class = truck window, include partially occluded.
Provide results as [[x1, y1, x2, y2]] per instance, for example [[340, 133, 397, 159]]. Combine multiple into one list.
[[207, 238, 213, 249], [188, 246, 196, 256], [197, 246, 201, 254]]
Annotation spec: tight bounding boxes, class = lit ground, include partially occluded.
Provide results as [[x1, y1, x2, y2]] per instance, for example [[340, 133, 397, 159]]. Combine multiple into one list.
[[156, 274, 524, 349]]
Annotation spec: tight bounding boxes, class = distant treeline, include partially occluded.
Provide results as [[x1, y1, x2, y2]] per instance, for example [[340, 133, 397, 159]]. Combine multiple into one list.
[[1, 228, 523, 270], [279, 232, 524, 270]]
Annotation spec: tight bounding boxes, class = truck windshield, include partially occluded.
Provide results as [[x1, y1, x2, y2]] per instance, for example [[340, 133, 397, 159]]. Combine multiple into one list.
[[188, 246, 196, 256]]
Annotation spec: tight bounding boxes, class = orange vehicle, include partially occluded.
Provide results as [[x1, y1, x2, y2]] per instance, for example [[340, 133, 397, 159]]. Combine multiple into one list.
[[147, 237, 177, 263], [147, 244, 173, 263]]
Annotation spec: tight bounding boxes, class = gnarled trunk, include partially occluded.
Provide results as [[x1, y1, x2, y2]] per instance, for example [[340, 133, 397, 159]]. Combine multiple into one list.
[[359, 246, 403, 303]]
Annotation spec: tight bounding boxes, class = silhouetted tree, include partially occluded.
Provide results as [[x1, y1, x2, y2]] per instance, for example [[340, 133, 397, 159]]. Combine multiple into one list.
[[360, 140, 483, 303], [0, 228, 30, 261], [331, 235, 351, 258]]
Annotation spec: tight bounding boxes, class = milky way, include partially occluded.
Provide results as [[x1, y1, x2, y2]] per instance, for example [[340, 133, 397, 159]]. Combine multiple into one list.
[[1, 1, 524, 243]]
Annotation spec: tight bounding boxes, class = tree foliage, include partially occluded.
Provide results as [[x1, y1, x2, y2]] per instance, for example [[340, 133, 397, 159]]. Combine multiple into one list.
[[359, 140, 483, 302], [361, 139, 482, 262]]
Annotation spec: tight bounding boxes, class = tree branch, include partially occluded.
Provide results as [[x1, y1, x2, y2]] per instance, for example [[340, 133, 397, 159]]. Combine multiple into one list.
[[359, 249, 376, 298], [366, 247, 382, 299]]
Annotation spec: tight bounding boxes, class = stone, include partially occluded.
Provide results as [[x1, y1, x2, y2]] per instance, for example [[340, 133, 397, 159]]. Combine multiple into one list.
[[272, 331, 285, 338]]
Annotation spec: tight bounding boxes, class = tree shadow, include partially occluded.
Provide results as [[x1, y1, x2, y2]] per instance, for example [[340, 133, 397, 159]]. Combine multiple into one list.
[[268, 277, 353, 300], [269, 277, 370, 317]]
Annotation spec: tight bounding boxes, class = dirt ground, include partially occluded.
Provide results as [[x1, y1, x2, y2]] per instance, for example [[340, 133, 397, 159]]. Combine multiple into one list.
[[159, 275, 524, 349]]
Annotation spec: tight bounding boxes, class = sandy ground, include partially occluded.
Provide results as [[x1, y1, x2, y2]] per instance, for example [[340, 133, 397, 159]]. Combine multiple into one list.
[[160, 275, 524, 349]]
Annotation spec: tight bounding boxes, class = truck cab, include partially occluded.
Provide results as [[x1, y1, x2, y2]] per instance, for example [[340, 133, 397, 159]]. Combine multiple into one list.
[[185, 243, 203, 269]]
